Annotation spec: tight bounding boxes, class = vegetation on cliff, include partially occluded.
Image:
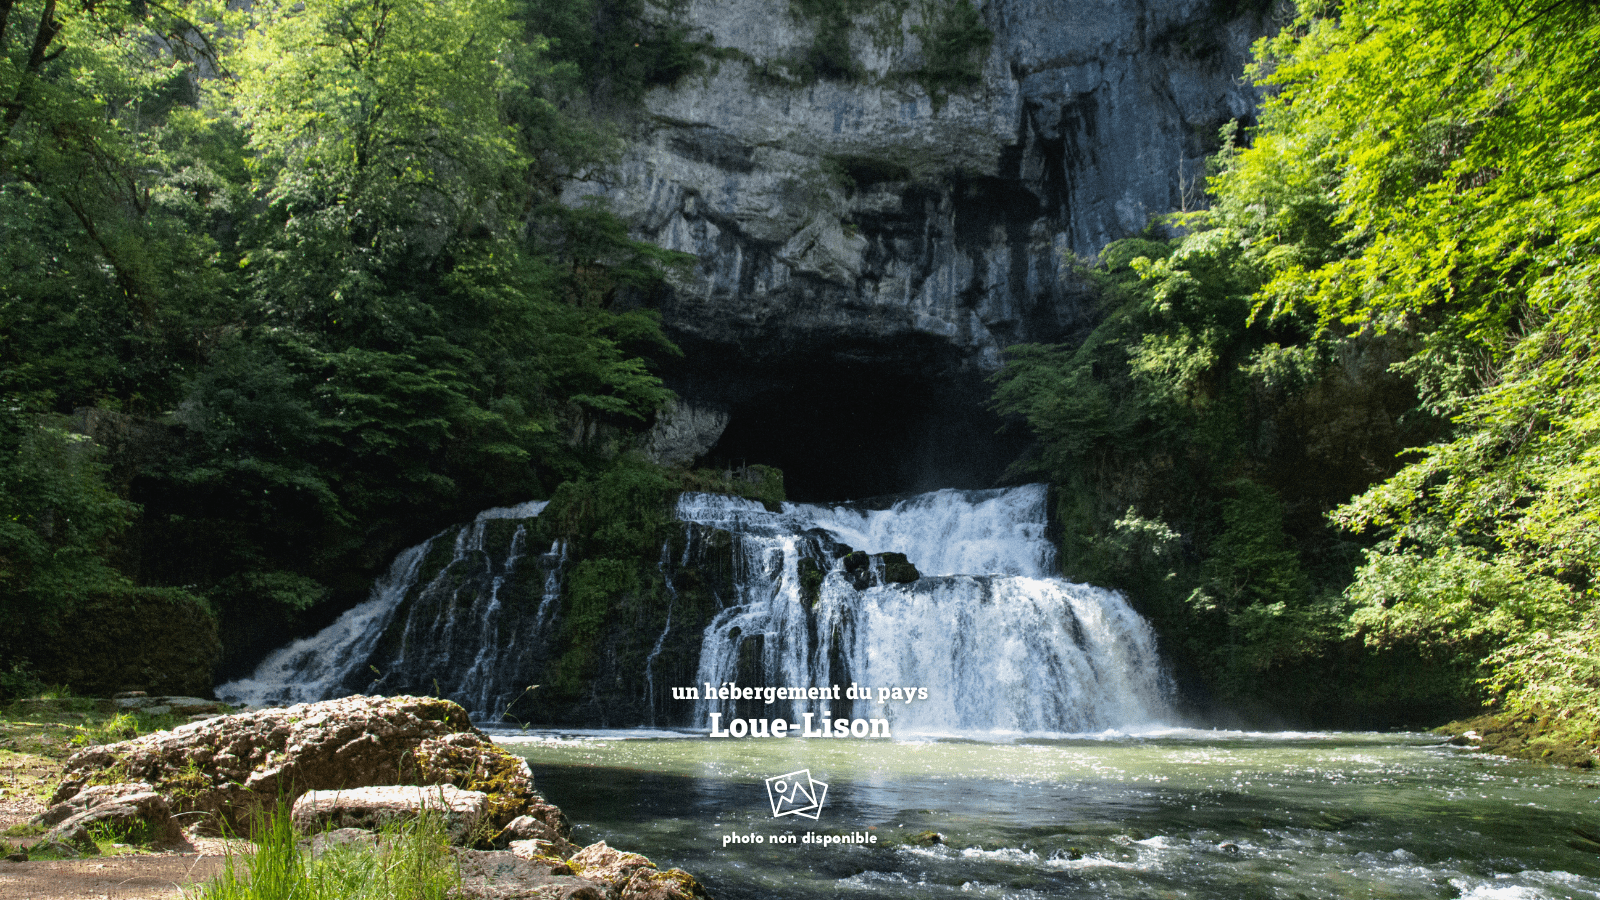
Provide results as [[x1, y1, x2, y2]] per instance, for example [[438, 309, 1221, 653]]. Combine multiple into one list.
[[997, 0, 1600, 747], [0, 0, 693, 690]]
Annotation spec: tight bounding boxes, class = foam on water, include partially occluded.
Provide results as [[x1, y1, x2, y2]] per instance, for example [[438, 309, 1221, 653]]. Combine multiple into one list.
[[679, 484, 1175, 733]]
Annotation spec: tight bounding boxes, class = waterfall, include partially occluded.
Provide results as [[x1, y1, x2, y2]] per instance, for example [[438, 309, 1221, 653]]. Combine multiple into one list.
[[217, 501, 555, 718], [222, 484, 1173, 734], [215, 539, 435, 708], [681, 485, 1174, 734]]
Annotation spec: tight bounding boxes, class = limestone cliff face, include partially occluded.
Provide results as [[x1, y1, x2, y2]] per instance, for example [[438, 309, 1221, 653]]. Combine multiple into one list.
[[578, 0, 1268, 495]]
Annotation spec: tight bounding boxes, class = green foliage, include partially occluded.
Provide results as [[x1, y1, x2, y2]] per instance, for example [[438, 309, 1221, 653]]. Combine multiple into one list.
[[994, 220, 1448, 720], [674, 464, 787, 510], [908, 0, 992, 104], [0, 0, 689, 690], [1214, 0, 1600, 741], [0, 414, 137, 627], [519, 0, 710, 112], [194, 804, 459, 900], [998, 0, 1600, 733], [780, 0, 990, 98]]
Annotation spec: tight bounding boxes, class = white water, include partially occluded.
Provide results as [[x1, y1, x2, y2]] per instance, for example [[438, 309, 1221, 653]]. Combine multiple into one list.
[[680, 485, 1174, 734], [222, 485, 1174, 734], [217, 506, 553, 711], [216, 539, 435, 707]]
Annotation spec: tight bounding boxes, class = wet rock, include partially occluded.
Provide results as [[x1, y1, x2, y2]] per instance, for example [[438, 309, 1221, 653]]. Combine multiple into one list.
[[842, 550, 920, 589], [909, 830, 943, 846], [877, 552, 920, 584], [291, 785, 488, 845]]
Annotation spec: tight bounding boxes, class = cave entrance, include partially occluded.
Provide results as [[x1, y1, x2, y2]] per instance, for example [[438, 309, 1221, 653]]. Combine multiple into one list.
[[686, 356, 1029, 503]]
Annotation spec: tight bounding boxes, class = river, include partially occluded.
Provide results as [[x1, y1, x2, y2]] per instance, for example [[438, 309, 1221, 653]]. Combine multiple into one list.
[[495, 728, 1600, 900]]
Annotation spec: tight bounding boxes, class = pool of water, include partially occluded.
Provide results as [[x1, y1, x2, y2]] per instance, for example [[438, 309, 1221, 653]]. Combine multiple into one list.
[[492, 729, 1600, 900]]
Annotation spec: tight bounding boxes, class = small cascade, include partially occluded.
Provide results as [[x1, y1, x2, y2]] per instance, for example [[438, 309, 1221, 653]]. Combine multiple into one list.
[[216, 540, 435, 707], [218, 501, 557, 719], [643, 544, 678, 726], [680, 485, 1174, 734]]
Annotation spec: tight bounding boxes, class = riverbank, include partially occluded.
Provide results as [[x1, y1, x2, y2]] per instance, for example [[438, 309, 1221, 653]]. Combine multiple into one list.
[[1438, 710, 1600, 769]]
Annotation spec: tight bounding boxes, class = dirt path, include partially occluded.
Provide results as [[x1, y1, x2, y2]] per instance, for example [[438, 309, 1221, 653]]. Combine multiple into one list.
[[2, 700, 241, 900], [0, 851, 228, 900]]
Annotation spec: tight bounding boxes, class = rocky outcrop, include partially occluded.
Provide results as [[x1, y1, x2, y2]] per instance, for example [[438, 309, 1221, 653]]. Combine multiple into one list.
[[577, 0, 1272, 491], [292, 785, 489, 844], [567, 842, 711, 900], [37, 696, 714, 896], [32, 781, 183, 853], [50, 695, 476, 833], [642, 398, 731, 466], [596, 0, 1265, 362]]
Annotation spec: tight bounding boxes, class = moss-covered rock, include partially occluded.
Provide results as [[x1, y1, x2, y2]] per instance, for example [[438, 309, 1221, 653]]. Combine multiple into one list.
[[1438, 710, 1600, 769], [877, 551, 920, 584]]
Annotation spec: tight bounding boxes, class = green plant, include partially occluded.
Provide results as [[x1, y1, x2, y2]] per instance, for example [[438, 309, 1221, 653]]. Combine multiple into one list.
[[190, 803, 459, 900], [909, 0, 992, 104], [88, 818, 153, 853], [71, 710, 182, 748]]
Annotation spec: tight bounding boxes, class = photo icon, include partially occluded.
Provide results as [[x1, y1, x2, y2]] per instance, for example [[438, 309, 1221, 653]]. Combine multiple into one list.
[[765, 769, 828, 819]]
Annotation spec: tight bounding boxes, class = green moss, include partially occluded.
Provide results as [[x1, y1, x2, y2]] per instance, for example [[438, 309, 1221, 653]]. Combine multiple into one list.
[[799, 557, 825, 608], [1439, 711, 1600, 769], [877, 552, 920, 584], [908, 0, 992, 106]]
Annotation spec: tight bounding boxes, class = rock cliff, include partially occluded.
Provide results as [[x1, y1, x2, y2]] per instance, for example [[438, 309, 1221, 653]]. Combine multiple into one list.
[[585, 0, 1270, 496]]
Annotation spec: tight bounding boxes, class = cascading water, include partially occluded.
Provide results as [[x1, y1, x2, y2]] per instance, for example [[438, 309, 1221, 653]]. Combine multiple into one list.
[[217, 501, 557, 718], [222, 484, 1172, 734], [682, 485, 1174, 734]]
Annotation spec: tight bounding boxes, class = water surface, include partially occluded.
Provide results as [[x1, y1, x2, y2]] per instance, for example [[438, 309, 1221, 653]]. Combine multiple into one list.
[[497, 729, 1600, 900]]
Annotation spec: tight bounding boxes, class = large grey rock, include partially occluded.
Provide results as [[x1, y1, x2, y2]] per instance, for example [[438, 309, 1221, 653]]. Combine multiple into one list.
[[291, 785, 488, 844], [642, 399, 730, 466], [573, 0, 1268, 371], [50, 695, 488, 834], [31, 781, 183, 848]]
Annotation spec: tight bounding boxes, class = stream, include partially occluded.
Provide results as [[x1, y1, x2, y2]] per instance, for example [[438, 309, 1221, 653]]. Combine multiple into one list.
[[496, 728, 1600, 900]]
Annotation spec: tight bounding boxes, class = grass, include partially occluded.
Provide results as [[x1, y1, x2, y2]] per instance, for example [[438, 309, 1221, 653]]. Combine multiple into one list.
[[190, 805, 461, 900], [1, 690, 220, 855]]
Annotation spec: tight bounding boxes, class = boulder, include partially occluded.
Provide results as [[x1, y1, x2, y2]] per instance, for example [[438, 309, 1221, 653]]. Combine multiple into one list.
[[292, 785, 487, 845], [409, 731, 570, 838], [50, 695, 480, 834], [453, 848, 615, 899], [567, 842, 712, 899], [622, 867, 713, 900], [569, 842, 658, 892], [500, 814, 577, 858], [31, 781, 183, 848]]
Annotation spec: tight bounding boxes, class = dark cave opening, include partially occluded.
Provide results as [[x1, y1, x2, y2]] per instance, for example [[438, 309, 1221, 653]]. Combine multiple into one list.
[[686, 356, 1031, 503]]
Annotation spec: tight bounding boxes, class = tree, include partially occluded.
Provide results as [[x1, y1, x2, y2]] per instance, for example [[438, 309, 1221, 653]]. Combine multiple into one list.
[[1220, 0, 1600, 736]]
